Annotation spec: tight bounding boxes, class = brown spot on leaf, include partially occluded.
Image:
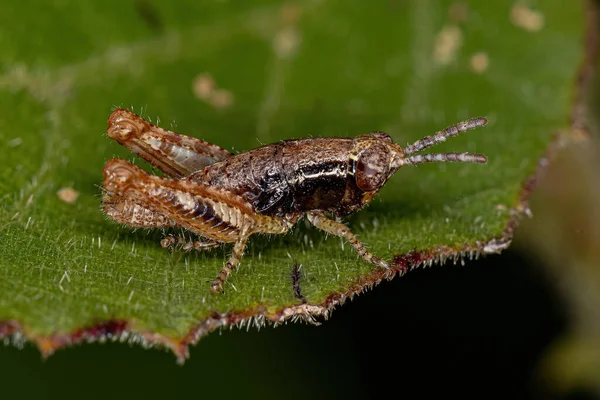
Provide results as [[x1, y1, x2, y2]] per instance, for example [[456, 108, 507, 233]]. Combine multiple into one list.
[[280, 2, 302, 25], [193, 74, 233, 109], [0, 320, 21, 337], [192, 73, 215, 100], [448, 2, 469, 23], [57, 187, 79, 204], [510, 2, 544, 32], [37, 320, 128, 357], [433, 25, 462, 66], [209, 88, 234, 109], [469, 52, 489, 74], [274, 27, 301, 59]]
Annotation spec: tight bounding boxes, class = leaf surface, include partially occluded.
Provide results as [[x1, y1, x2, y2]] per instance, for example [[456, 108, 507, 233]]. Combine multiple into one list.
[[0, 0, 588, 360]]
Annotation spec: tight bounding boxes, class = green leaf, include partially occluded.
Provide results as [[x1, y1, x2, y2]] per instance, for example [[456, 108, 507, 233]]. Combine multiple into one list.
[[0, 0, 588, 360]]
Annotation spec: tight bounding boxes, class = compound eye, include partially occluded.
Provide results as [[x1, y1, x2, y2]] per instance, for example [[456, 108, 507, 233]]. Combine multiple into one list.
[[355, 143, 390, 192]]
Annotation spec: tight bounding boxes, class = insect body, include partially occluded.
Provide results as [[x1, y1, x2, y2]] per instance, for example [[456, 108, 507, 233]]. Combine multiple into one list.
[[102, 109, 487, 293]]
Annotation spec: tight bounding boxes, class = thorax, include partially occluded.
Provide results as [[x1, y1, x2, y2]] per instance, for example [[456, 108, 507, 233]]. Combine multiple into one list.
[[189, 138, 362, 216]]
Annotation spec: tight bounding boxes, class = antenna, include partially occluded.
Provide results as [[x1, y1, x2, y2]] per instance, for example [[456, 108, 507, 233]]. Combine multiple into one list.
[[393, 117, 488, 167], [404, 117, 487, 155], [403, 152, 487, 166]]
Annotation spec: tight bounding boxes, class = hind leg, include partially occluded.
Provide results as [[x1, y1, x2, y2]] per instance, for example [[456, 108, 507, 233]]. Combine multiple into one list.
[[160, 235, 221, 252]]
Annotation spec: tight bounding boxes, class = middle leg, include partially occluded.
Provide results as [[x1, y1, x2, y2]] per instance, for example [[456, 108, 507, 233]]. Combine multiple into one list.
[[307, 211, 389, 269]]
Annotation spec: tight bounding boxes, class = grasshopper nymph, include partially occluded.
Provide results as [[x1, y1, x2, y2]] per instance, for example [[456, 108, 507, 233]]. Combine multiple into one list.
[[102, 109, 487, 293]]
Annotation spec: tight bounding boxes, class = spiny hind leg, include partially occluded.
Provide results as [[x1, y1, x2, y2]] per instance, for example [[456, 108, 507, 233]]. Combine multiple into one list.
[[102, 162, 178, 230], [160, 235, 221, 252], [307, 211, 388, 269], [209, 230, 251, 293], [106, 108, 232, 178]]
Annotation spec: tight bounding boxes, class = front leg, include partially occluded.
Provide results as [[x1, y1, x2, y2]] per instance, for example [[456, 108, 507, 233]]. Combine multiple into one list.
[[307, 211, 389, 269]]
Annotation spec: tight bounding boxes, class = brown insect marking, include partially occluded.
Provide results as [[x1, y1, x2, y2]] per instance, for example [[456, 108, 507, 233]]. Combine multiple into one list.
[[103, 158, 137, 195], [107, 108, 145, 142], [291, 263, 307, 303]]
